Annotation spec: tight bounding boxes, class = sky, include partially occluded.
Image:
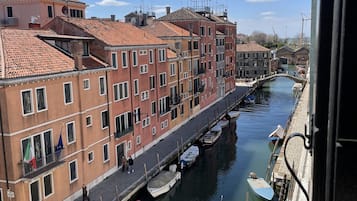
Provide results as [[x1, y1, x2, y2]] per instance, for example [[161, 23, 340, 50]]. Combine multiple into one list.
[[84, 0, 312, 39]]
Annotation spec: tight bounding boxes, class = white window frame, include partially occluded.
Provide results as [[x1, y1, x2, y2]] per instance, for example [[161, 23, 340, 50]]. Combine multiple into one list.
[[136, 135, 141, 145], [149, 75, 155, 90], [83, 79, 90, 90], [151, 101, 156, 116], [170, 63, 176, 76], [142, 116, 150, 128], [122, 51, 128, 68], [134, 107, 141, 124], [43, 172, 54, 199], [149, 49, 154, 64], [66, 121, 76, 145], [103, 143, 109, 163], [86, 115, 92, 127], [158, 48, 166, 62], [35, 87, 47, 112], [152, 126, 156, 135], [113, 82, 129, 101], [0, 188, 3, 201], [159, 73, 167, 87], [141, 90, 149, 101], [127, 140, 132, 150], [21, 89, 34, 116], [132, 51, 138, 67], [101, 110, 109, 129], [29, 179, 41, 201], [134, 79, 139, 96], [140, 64, 148, 74], [99, 76, 106, 96], [68, 159, 78, 184], [139, 49, 147, 55], [111, 52, 118, 68], [63, 82, 73, 105], [88, 151, 94, 163]]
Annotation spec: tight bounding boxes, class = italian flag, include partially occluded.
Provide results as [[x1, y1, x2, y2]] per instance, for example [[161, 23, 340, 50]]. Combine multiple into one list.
[[24, 142, 36, 169]]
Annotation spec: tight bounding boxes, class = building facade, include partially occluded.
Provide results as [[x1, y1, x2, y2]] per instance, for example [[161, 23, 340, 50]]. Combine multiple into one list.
[[236, 41, 271, 78]]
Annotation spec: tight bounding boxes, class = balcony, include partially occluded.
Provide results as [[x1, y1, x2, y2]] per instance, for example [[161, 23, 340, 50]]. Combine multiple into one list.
[[114, 126, 134, 139], [169, 95, 181, 105], [22, 152, 64, 179], [1, 17, 18, 26]]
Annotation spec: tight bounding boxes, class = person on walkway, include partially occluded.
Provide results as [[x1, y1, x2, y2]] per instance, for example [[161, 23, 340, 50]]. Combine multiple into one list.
[[128, 157, 134, 174], [82, 185, 90, 201], [121, 156, 127, 172]]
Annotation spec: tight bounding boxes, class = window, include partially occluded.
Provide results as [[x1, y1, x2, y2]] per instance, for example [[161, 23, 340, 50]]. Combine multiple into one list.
[[101, 110, 109, 129], [127, 141, 132, 150], [113, 82, 129, 101], [200, 26, 205, 36], [36, 87, 47, 112], [180, 104, 184, 115], [151, 101, 156, 115], [149, 76, 155, 90], [111, 52, 117, 68], [69, 160, 78, 183], [132, 51, 138, 66], [136, 136, 141, 145], [170, 63, 176, 76], [6, 7, 13, 18], [64, 82, 73, 104], [149, 49, 154, 63], [43, 173, 53, 198], [158, 49, 166, 62], [48, 6, 53, 18], [152, 127, 156, 135], [83, 42, 89, 56], [66, 121, 75, 144], [0, 188, 2, 201], [69, 9, 83, 18], [141, 91, 149, 101], [140, 64, 148, 74], [159, 73, 166, 87], [139, 50, 147, 55], [115, 112, 133, 135], [134, 79, 139, 96], [103, 143, 109, 162], [171, 108, 178, 120], [88, 151, 94, 163], [161, 120, 168, 129], [122, 51, 128, 68], [21, 89, 33, 115], [142, 117, 150, 128], [21, 130, 53, 175], [30, 180, 40, 201], [99, 76, 106, 96], [159, 96, 170, 114], [83, 79, 90, 90], [86, 115, 92, 127], [134, 108, 141, 123]]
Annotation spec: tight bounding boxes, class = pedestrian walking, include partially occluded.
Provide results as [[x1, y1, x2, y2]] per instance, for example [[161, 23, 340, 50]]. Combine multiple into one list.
[[128, 156, 134, 174], [82, 185, 90, 201], [121, 156, 127, 172]]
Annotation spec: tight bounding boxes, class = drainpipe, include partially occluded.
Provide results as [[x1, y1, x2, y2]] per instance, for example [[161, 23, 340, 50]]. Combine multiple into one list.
[[105, 70, 111, 141], [0, 104, 9, 189]]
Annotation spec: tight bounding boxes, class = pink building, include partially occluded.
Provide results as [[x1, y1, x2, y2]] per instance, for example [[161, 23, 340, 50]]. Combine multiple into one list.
[[0, 0, 86, 29]]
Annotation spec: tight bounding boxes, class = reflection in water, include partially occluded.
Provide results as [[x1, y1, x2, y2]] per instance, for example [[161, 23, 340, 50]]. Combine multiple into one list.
[[131, 77, 297, 201]]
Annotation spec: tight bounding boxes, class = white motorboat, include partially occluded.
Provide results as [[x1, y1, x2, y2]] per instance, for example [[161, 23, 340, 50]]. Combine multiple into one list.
[[199, 124, 222, 146], [179, 145, 199, 169], [227, 110, 240, 119], [268, 124, 285, 142], [247, 172, 274, 201], [217, 118, 229, 128], [147, 164, 181, 198]]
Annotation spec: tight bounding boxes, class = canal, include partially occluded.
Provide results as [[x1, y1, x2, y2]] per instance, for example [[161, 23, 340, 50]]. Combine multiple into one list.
[[130, 76, 298, 201]]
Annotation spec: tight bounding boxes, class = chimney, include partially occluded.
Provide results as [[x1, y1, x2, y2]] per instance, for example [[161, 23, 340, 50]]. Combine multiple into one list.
[[166, 6, 170, 15], [71, 40, 83, 70], [110, 14, 115, 21]]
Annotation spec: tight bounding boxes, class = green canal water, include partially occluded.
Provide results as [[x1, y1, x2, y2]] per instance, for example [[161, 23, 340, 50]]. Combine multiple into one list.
[[131, 76, 298, 201]]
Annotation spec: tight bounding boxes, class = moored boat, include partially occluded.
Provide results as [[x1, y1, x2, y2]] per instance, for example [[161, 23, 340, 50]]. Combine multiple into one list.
[[227, 110, 240, 119], [179, 145, 199, 169], [199, 124, 222, 146], [268, 124, 285, 142], [147, 164, 181, 198], [247, 172, 274, 201]]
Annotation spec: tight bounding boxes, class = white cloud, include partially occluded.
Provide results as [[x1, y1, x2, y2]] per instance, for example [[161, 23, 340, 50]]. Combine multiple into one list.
[[245, 0, 278, 2], [87, 4, 95, 8], [95, 0, 129, 7], [260, 11, 275, 16]]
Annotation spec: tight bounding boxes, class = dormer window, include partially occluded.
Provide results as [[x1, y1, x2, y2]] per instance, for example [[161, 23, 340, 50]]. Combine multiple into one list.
[[83, 42, 89, 56]]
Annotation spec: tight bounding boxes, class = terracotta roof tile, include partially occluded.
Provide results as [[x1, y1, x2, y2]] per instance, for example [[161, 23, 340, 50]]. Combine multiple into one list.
[[167, 49, 177, 59], [141, 21, 196, 37], [236, 42, 270, 52], [62, 17, 166, 46], [1, 29, 75, 79]]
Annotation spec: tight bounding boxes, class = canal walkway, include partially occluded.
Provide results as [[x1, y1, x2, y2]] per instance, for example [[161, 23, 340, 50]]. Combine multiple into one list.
[[73, 86, 253, 201], [270, 80, 312, 201]]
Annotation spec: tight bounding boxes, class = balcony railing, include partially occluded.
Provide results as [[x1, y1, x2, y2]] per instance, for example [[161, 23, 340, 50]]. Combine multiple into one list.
[[114, 126, 134, 138], [1, 17, 18, 26], [22, 152, 64, 179], [169, 95, 181, 105]]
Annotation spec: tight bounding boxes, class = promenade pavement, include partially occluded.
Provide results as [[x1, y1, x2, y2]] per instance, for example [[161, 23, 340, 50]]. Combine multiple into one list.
[[73, 86, 252, 201]]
